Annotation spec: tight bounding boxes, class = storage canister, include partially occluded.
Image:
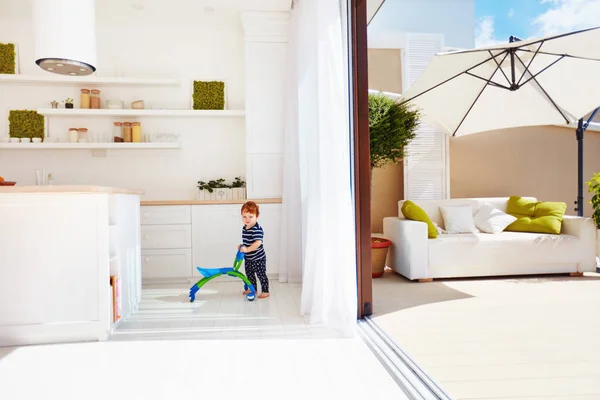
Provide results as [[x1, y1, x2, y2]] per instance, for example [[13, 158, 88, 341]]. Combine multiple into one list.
[[132, 122, 142, 143], [122, 122, 132, 142], [113, 122, 123, 141], [90, 89, 101, 109], [80, 89, 90, 109], [77, 128, 88, 142], [68, 128, 78, 143]]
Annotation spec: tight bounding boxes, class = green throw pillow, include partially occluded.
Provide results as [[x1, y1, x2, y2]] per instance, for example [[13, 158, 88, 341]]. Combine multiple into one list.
[[401, 200, 437, 238], [505, 196, 566, 235]]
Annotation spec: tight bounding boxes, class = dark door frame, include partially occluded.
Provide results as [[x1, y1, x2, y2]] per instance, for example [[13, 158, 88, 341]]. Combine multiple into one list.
[[351, 0, 373, 318]]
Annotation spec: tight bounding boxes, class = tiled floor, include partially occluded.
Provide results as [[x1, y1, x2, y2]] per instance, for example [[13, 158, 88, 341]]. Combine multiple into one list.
[[0, 278, 412, 400], [0, 338, 410, 400], [113, 279, 338, 341], [372, 269, 600, 400]]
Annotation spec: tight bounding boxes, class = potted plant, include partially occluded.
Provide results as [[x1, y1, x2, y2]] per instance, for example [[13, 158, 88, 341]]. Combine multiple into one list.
[[50, 100, 59, 109], [368, 91, 421, 277], [63, 98, 74, 109], [230, 176, 246, 200], [197, 176, 246, 201], [586, 172, 600, 265]]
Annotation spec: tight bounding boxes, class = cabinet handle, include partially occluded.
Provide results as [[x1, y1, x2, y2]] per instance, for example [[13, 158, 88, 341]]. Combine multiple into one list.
[[145, 257, 150, 262], [144, 235, 149, 239], [143, 213, 149, 217]]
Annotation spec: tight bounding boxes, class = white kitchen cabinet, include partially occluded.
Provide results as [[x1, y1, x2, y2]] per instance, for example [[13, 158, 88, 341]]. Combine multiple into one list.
[[141, 224, 192, 249], [140, 205, 193, 279], [191, 203, 282, 278], [141, 249, 193, 279], [0, 186, 142, 347], [141, 205, 191, 225]]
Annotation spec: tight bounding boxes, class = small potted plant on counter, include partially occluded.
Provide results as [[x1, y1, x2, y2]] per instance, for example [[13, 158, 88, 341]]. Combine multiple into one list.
[[230, 176, 246, 200], [197, 176, 246, 201], [50, 100, 59, 109], [63, 98, 74, 109]]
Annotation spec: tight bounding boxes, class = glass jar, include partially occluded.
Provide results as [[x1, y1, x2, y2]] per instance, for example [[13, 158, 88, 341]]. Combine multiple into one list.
[[90, 89, 101, 109], [77, 128, 88, 142], [113, 122, 123, 141], [68, 128, 78, 143], [122, 122, 132, 142], [80, 89, 90, 109], [132, 122, 142, 143]]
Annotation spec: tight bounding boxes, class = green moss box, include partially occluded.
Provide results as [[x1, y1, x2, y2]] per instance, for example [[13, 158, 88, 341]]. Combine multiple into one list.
[[192, 80, 225, 110], [0, 43, 16, 74], [9, 110, 45, 139]]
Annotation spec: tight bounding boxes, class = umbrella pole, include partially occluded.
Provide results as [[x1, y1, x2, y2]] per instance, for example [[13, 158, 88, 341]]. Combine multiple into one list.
[[576, 119, 584, 217], [575, 107, 600, 217]]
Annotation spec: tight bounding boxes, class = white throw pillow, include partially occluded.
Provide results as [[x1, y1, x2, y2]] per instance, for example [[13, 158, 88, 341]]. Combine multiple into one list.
[[473, 203, 517, 234], [439, 205, 477, 234]]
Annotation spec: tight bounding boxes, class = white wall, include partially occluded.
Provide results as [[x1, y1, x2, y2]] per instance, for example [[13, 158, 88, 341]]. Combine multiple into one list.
[[368, 0, 475, 49], [0, 2, 253, 200]]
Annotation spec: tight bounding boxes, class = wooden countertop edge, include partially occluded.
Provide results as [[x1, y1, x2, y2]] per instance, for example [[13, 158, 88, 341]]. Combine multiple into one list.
[[0, 185, 144, 195], [141, 198, 283, 206]]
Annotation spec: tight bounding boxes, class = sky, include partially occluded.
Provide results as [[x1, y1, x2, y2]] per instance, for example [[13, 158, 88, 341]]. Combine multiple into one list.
[[475, 0, 600, 47]]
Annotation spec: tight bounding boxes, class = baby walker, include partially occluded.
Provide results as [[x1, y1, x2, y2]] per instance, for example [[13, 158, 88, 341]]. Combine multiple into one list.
[[189, 248, 256, 302]]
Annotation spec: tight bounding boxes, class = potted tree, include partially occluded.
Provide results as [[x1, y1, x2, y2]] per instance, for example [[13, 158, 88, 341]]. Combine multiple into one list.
[[586, 172, 600, 270], [369, 91, 420, 278]]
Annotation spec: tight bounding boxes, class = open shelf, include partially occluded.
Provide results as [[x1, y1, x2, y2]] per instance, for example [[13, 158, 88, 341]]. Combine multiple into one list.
[[0, 143, 180, 149], [0, 74, 180, 86], [37, 108, 246, 118]]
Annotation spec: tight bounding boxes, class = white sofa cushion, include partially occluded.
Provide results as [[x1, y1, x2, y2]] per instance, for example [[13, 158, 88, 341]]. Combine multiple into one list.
[[439, 204, 477, 234], [473, 203, 517, 234]]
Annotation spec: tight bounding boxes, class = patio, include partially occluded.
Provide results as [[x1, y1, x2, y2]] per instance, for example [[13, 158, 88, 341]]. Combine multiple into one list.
[[372, 268, 600, 399]]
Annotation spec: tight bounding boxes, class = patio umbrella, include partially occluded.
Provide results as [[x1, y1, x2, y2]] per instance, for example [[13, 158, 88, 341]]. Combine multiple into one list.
[[398, 26, 600, 216]]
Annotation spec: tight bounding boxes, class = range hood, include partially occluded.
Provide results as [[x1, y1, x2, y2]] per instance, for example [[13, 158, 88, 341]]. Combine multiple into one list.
[[32, 0, 97, 76]]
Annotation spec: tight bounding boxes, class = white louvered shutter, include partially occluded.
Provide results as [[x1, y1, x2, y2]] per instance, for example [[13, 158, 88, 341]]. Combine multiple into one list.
[[403, 33, 450, 200]]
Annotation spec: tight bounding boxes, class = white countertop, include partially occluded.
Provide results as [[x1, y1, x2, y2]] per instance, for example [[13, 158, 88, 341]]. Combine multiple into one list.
[[0, 185, 144, 195]]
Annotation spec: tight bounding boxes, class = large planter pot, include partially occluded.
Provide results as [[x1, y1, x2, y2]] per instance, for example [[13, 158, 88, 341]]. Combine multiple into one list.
[[371, 236, 392, 278]]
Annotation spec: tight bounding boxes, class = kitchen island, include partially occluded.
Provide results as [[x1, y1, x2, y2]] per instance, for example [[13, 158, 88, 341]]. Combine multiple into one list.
[[0, 186, 143, 347]]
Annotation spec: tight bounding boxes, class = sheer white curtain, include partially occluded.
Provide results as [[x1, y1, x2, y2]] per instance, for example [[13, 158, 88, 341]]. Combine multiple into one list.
[[279, 0, 358, 337]]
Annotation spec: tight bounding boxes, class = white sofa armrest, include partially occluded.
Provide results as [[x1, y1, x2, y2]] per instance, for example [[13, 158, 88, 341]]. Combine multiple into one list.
[[383, 217, 429, 280], [561, 215, 597, 272]]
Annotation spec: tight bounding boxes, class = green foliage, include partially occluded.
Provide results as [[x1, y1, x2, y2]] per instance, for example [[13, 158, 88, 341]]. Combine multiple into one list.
[[8, 110, 45, 139], [368, 92, 421, 169], [197, 176, 246, 192], [586, 172, 600, 229], [193, 80, 225, 110], [0, 43, 16, 74]]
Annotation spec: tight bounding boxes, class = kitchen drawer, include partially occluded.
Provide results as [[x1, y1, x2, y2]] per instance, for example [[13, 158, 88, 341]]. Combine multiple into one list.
[[141, 205, 191, 225], [142, 249, 192, 278], [141, 224, 192, 249]]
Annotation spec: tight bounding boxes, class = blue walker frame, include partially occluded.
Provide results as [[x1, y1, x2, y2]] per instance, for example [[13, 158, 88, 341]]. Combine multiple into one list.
[[189, 248, 256, 302]]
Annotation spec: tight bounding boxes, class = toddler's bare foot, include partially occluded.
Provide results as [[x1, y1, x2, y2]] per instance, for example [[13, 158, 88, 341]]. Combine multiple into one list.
[[258, 292, 270, 299], [242, 289, 251, 295]]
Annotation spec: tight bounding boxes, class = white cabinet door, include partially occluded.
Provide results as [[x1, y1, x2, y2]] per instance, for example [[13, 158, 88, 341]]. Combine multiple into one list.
[[192, 205, 242, 276], [191, 204, 282, 278], [141, 206, 191, 225], [141, 249, 192, 279], [141, 225, 192, 249]]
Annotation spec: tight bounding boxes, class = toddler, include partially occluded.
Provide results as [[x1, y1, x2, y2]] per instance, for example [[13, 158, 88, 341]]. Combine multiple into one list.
[[239, 201, 269, 299]]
